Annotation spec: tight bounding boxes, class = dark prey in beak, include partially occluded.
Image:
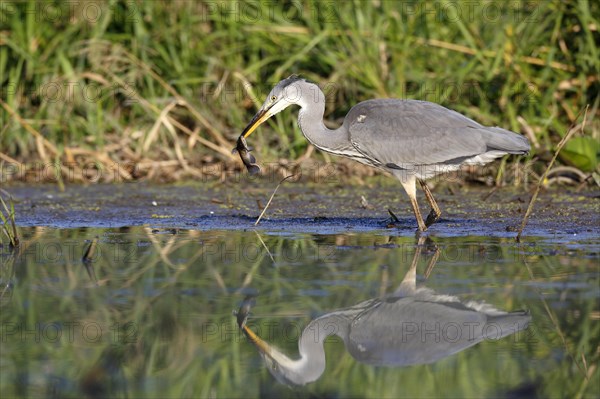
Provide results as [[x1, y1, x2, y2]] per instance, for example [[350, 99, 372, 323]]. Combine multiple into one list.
[[232, 136, 261, 175], [235, 296, 256, 329]]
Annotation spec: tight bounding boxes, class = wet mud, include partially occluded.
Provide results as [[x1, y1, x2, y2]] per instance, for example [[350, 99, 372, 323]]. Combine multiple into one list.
[[5, 181, 599, 240]]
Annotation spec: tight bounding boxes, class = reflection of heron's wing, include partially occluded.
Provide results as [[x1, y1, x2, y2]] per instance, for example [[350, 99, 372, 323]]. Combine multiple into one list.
[[346, 297, 530, 366]]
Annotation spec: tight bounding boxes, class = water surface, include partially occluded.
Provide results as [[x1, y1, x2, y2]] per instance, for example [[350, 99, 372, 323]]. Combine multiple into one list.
[[1, 226, 598, 398], [1, 183, 598, 397]]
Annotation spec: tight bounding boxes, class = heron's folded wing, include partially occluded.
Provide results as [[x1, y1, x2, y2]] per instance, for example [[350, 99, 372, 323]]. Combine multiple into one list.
[[347, 100, 491, 166]]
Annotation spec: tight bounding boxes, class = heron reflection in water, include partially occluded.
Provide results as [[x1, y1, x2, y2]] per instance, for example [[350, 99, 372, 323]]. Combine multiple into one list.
[[236, 241, 531, 386]]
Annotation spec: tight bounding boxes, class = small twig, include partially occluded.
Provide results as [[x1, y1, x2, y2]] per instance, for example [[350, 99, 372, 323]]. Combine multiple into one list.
[[82, 236, 99, 264], [253, 230, 275, 263], [387, 208, 400, 223], [482, 186, 499, 202], [254, 174, 296, 226], [360, 195, 374, 209], [523, 261, 588, 380], [82, 237, 99, 285], [516, 105, 589, 242], [208, 264, 228, 294], [575, 174, 594, 192], [0, 189, 14, 200]]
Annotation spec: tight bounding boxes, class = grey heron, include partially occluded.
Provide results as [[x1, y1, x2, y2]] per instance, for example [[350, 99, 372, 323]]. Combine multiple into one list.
[[239, 75, 530, 231], [236, 246, 531, 386]]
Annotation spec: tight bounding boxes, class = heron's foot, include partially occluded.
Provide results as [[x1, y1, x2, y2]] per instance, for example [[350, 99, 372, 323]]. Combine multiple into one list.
[[424, 209, 441, 227]]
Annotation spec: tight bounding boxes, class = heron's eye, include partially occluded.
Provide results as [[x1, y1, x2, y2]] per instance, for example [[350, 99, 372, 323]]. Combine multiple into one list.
[[271, 95, 277, 102]]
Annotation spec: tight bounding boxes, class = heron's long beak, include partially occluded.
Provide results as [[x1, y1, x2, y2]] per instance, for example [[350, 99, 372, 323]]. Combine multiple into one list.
[[241, 106, 272, 138]]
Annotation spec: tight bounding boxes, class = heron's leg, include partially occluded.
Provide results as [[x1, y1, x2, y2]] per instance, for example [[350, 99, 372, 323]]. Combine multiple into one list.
[[421, 236, 440, 279], [400, 176, 427, 232], [379, 265, 389, 298], [393, 240, 422, 296], [418, 179, 442, 227]]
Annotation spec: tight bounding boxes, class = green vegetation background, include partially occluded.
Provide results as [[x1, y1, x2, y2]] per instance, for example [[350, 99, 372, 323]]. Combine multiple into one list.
[[1, 0, 598, 181]]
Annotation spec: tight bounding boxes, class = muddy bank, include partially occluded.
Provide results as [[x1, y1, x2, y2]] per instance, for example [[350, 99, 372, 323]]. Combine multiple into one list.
[[4, 180, 599, 240]]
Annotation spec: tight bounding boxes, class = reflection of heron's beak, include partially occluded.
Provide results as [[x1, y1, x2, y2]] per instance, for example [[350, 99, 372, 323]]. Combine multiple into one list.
[[241, 107, 272, 138], [241, 324, 273, 356], [236, 296, 273, 357]]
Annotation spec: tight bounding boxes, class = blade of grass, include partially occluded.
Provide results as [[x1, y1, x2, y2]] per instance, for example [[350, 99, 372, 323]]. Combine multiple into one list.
[[0, 98, 58, 161]]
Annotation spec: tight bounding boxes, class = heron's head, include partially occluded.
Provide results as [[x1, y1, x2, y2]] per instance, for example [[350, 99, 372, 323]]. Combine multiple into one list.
[[236, 296, 326, 386], [240, 75, 308, 139], [240, 323, 324, 386]]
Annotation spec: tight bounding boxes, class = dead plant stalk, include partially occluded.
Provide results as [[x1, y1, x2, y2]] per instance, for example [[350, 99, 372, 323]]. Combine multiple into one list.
[[516, 105, 589, 242]]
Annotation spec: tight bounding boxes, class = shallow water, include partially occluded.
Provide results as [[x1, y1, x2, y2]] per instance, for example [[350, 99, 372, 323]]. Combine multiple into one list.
[[1, 183, 599, 397], [1, 225, 598, 398]]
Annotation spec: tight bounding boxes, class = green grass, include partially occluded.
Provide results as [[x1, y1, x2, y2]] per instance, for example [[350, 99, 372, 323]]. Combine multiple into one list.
[[0, 0, 598, 183]]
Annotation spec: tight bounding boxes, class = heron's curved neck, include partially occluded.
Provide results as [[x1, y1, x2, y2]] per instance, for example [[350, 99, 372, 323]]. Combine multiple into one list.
[[296, 83, 349, 154], [274, 314, 349, 385]]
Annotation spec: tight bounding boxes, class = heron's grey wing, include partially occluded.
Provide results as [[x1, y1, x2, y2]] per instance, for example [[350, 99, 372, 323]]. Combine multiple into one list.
[[347, 99, 528, 166], [345, 298, 530, 366]]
